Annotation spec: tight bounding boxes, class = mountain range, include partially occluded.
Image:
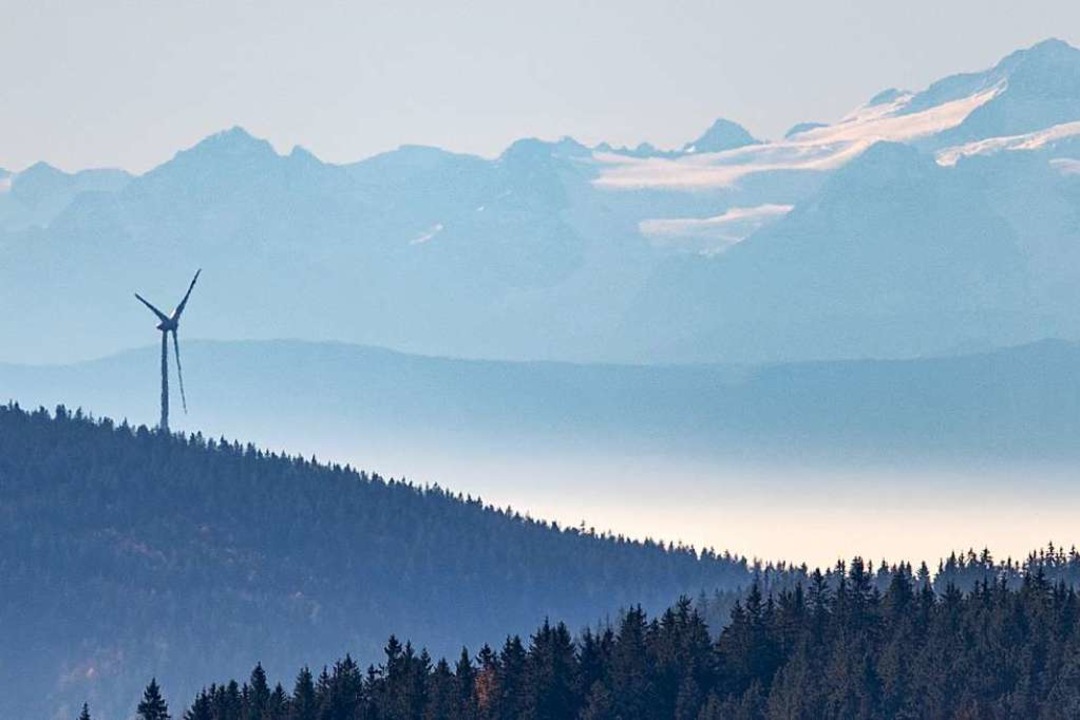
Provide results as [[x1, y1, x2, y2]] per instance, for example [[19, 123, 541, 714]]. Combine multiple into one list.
[[3, 39, 1080, 365], [5, 337, 1080, 469]]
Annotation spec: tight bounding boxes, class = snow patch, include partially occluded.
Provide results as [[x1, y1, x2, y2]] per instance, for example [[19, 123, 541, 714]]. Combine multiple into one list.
[[936, 121, 1080, 166], [639, 204, 794, 255], [594, 140, 868, 190], [595, 86, 1001, 190], [410, 223, 443, 245], [1051, 158, 1080, 176], [794, 86, 1000, 146], [0, 176, 10, 194]]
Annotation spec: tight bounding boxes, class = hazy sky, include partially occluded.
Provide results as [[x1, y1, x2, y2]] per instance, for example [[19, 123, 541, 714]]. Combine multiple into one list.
[[206, 431, 1080, 568], [3, 1, 1079, 173]]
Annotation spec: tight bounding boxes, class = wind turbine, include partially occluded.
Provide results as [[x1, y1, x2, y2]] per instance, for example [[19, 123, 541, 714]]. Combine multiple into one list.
[[135, 270, 201, 432]]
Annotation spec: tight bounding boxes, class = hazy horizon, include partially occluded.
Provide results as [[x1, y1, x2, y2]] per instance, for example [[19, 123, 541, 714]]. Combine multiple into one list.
[[6, 338, 1080, 569], [3, 1, 1080, 173]]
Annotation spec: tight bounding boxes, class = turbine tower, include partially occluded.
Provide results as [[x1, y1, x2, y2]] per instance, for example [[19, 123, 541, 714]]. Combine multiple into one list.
[[135, 270, 201, 432]]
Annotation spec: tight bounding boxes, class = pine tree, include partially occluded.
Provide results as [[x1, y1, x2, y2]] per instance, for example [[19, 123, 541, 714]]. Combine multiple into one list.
[[609, 606, 654, 719], [248, 663, 271, 720], [523, 621, 579, 720], [78, 703, 92, 720], [268, 684, 288, 719], [222, 680, 243, 720], [289, 667, 316, 720], [474, 645, 499, 720], [454, 647, 478, 720], [423, 659, 456, 720], [576, 628, 613, 703], [182, 691, 213, 720], [137, 679, 171, 720], [496, 636, 527, 720]]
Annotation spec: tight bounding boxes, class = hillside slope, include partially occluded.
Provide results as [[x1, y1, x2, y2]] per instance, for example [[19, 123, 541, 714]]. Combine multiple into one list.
[[0, 406, 750, 720]]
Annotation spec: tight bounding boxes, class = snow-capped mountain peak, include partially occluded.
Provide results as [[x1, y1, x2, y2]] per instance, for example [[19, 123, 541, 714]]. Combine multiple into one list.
[[592, 38, 1080, 191], [4, 39, 1080, 367], [592, 83, 1001, 190]]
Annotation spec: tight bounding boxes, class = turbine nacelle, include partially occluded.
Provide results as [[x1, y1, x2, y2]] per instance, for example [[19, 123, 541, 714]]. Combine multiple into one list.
[[135, 269, 200, 330]]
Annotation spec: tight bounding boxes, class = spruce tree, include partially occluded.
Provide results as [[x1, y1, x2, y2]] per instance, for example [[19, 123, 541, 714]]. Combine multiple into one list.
[[182, 691, 213, 720], [423, 658, 455, 720], [496, 636, 527, 720], [290, 667, 317, 720], [609, 606, 653, 718], [473, 645, 499, 720], [268, 684, 288, 719], [137, 679, 171, 720], [524, 621, 579, 720], [454, 647, 478, 720], [248, 663, 270, 720]]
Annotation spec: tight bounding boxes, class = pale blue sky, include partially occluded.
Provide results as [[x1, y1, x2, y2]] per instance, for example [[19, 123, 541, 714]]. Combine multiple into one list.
[[3, 0, 1079, 173]]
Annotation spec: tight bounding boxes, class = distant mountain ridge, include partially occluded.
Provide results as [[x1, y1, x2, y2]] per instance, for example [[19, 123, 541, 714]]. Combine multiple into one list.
[[5, 337, 1080, 466], [2, 39, 1079, 365]]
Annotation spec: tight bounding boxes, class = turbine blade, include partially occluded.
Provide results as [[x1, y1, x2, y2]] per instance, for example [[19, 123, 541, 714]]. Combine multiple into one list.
[[172, 330, 188, 414], [135, 293, 169, 324], [173, 269, 201, 320]]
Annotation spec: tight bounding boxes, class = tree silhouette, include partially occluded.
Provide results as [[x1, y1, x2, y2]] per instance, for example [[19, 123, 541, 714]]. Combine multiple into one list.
[[137, 679, 170, 720]]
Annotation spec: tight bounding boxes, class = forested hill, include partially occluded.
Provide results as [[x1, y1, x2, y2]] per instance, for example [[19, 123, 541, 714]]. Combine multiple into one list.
[[0, 404, 751, 720], [164, 560, 1080, 720]]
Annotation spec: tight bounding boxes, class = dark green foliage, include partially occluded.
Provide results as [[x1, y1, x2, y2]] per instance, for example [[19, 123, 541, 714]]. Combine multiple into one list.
[[11, 405, 1080, 719], [78, 703, 92, 720], [0, 403, 752, 719], [180, 562, 1080, 720], [288, 668, 316, 720], [247, 664, 271, 720], [524, 620, 579, 719], [137, 679, 170, 720]]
